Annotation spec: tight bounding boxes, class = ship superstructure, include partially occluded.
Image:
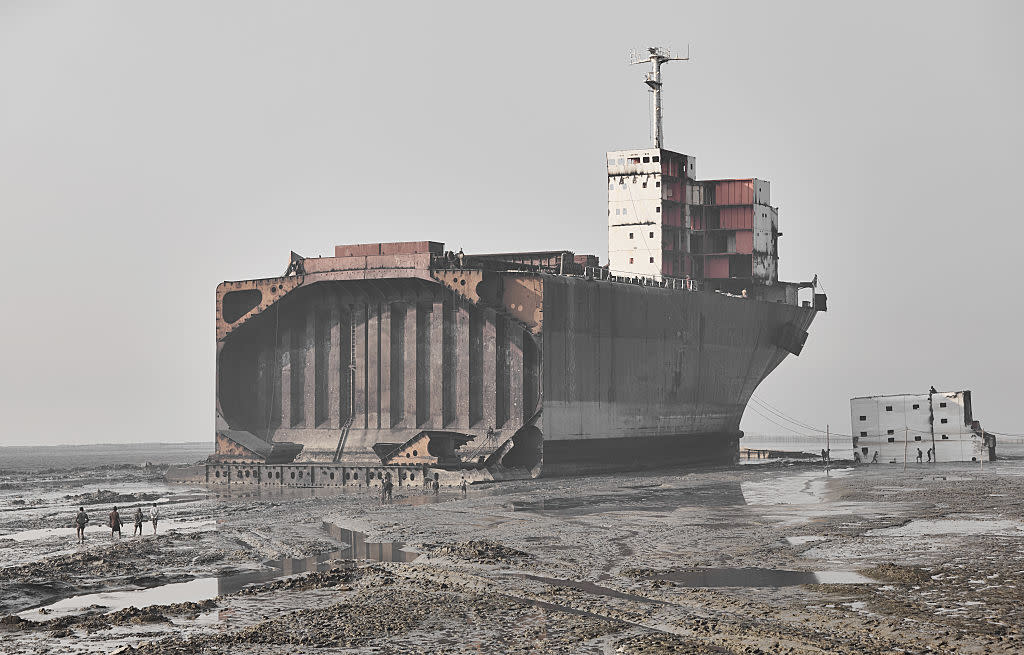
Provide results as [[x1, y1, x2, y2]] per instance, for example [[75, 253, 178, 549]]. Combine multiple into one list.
[[196, 47, 827, 487]]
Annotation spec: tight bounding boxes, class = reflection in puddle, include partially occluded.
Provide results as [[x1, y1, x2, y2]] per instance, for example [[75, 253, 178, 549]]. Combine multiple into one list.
[[321, 522, 419, 562], [865, 519, 1024, 537], [19, 524, 418, 621], [510, 482, 745, 514], [646, 567, 872, 587]]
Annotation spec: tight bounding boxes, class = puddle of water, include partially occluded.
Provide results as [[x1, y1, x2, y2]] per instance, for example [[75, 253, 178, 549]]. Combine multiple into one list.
[[514, 574, 665, 605], [741, 469, 852, 505], [646, 567, 872, 587], [3, 519, 215, 542], [18, 524, 417, 621], [866, 519, 1024, 537], [510, 482, 745, 514], [321, 523, 419, 562], [19, 578, 219, 621]]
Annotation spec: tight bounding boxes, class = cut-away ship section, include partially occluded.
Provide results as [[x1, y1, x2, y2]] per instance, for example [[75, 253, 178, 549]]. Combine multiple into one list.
[[186, 47, 827, 487]]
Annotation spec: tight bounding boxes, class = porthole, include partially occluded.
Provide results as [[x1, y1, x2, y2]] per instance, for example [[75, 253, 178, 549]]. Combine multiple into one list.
[[245, 470, 250, 478], [290, 471, 296, 480], [345, 471, 351, 480], [298, 471, 303, 478], [378, 472, 383, 480], [401, 472, 407, 480], [275, 471, 281, 479], [354, 472, 359, 480], [410, 474, 415, 482], [330, 472, 335, 480], [412, 450, 418, 456], [405, 453, 410, 458], [215, 470, 221, 478]]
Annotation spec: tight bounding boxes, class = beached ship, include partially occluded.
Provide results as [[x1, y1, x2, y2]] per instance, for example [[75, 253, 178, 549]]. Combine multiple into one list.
[[197, 48, 827, 487]]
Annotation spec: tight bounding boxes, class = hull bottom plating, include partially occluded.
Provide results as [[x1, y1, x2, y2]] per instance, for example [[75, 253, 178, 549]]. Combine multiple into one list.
[[541, 433, 741, 476]]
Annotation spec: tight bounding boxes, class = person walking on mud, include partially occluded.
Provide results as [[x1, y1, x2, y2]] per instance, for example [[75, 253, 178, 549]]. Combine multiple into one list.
[[75, 506, 89, 543], [109, 506, 122, 540], [916, 448, 923, 463], [432, 478, 440, 495], [381, 474, 394, 503], [133, 507, 144, 536], [927, 446, 934, 463], [460, 477, 467, 496], [150, 504, 160, 534]]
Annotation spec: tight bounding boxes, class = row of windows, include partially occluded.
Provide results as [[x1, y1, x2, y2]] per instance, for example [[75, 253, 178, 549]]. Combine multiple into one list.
[[610, 155, 661, 165], [627, 232, 656, 239], [627, 257, 655, 264], [609, 180, 662, 190], [863, 400, 948, 418], [861, 430, 954, 441]]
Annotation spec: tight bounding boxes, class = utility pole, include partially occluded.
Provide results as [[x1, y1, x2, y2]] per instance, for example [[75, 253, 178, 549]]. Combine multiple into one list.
[[928, 386, 937, 464], [904, 427, 909, 470], [826, 424, 830, 468], [629, 46, 690, 149]]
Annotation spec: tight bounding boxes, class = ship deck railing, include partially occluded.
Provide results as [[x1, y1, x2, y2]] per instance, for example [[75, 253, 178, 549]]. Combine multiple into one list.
[[430, 254, 703, 293]]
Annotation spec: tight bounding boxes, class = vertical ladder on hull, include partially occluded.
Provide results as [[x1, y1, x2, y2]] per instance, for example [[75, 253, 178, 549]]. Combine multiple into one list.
[[333, 318, 358, 462]]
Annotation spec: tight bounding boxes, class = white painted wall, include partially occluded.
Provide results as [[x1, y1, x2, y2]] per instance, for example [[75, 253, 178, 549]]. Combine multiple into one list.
[[849, 391, 988, 463]]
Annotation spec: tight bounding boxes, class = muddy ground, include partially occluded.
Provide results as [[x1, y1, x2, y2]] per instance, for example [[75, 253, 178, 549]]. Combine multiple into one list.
[[1, 457, 1023, 654]]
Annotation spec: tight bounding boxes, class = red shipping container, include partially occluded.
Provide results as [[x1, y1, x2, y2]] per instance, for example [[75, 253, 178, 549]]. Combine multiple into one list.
[[705, 256, 729, 278], [735, 231, 754, 254]]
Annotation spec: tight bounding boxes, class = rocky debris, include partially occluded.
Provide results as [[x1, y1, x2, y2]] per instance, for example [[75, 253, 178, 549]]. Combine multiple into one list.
[[861, 562, 931, 585], [424, 540, 531, 563], [63, 489, 165, 505], [234, 565, 358, 595], [615, 632, 736, 654]]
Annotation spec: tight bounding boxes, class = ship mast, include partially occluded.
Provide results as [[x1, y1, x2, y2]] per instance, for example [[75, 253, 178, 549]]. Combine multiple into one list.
[[629, 46, 690, 149]]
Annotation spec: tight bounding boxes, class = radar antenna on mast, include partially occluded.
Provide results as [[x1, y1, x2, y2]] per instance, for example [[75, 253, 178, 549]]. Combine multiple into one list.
[[627, 46, 690, 148]]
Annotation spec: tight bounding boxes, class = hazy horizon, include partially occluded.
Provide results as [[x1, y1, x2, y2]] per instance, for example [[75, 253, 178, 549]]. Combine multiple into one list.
[[2, 1, 1022, 447]]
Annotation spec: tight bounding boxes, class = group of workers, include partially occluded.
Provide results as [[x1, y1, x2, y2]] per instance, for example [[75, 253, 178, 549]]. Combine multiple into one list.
[[379, 473, 468, 503], [73, 504, 160, 542]]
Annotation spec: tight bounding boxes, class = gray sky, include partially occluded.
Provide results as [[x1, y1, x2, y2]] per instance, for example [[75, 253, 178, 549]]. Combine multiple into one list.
[[1, 1, 1021, 447]]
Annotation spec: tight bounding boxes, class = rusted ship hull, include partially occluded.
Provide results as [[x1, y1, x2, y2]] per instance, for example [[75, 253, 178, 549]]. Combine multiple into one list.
[[203, 243, 817, 485]]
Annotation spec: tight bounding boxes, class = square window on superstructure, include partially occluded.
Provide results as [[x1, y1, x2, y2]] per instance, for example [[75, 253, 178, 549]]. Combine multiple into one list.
[[887, 437, 895, 443], [656, 207, 661, 213], [940, 402, 947, 408], [652, 156, 660, 162], [615, 209, 621, 215], [656, 181, 661, 187], [629, 157, 642, 164], [912, 404, 920, 409], [941, 435, 948, 439], [642, 156, 650, 163], [649, 231, 654, 238], [629, 257, 634, 264], [885, 406, 893, 411], [940, 418, 948, 424], [623, 208, 628, 215], [649, 257, 654, 263], [618, 158, 625, 165], [859, 415, 866, 421], [887, 429, 894, 435], [642, 182, 648, 188], [629, 232, 634, 239], [860, 431, 867, 437], [914, 436, 922, 441]]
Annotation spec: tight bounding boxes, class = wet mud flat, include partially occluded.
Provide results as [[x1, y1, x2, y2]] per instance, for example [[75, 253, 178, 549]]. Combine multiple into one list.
[[3, 459, 1024, 654]]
